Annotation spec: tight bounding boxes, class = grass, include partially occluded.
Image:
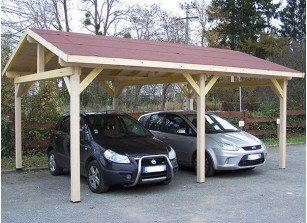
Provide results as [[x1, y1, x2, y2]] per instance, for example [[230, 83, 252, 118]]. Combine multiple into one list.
[[263, 135, 306, 146], [1, 152, 48, 170], [1, 135, 305, 170]]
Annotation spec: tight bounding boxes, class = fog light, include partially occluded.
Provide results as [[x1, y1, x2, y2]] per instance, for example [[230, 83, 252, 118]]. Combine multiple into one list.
[[126, 174, 132, 180]]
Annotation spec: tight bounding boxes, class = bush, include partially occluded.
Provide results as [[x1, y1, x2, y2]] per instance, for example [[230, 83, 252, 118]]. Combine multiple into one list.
[[1, 116, 12, 156]]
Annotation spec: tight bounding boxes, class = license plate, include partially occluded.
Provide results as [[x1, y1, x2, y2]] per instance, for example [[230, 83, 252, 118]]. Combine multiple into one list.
[[143, 165, 166, 173], [248, 154, 261, 160]]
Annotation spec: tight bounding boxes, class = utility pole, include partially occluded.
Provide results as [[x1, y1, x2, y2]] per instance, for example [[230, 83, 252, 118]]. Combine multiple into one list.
[[177, 1, 198, 110], [177, 1, 198, 44]]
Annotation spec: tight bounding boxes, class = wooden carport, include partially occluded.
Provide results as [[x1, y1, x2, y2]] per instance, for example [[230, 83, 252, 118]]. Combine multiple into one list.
[[2, 28, 304, 202]]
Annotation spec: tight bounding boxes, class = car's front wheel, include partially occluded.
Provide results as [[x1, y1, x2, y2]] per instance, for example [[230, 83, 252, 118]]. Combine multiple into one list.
[[48, 150, 63, 176], [193, 152, 215, 177], [87, 160, 109, 193]]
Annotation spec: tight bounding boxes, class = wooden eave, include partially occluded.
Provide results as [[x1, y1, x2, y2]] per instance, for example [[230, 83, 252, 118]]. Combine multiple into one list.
[[2, 28, 305, 88]]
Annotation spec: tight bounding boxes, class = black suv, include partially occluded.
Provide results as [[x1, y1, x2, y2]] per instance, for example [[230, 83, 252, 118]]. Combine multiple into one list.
[[47, 111, 178, 193]]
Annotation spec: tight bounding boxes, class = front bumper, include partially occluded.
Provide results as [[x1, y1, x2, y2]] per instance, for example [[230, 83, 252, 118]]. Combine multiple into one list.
[[101, 155, 178, 187], [213, 147, 267, 171]]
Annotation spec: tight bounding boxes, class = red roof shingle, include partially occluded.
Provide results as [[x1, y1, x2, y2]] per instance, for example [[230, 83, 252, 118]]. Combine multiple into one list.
[[31, 28, 298, 73]]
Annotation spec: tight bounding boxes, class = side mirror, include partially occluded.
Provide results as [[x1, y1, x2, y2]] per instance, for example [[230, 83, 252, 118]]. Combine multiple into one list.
[[176, 129, 186, 134]]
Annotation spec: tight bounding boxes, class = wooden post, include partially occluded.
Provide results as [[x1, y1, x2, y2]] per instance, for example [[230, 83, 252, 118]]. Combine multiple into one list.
[[197, 74, 206, 183], [14, 84, 22, 170], [113, 97, 119, 110], [187, 85, 193, 110], [279, 79, 287, 168], [70, 67, 81, 202]]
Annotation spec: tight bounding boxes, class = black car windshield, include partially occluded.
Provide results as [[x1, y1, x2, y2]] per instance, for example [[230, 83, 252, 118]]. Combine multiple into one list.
[[184, 114, 240, 133], [87, 115, 151, 138]]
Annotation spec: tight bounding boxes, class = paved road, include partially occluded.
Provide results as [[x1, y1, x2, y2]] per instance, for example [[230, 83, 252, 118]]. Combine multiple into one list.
[[2, 144, 306, 223]]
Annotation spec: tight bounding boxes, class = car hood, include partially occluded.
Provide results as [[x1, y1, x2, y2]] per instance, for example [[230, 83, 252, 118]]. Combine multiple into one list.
[[95, 136, 169, 156], [207, 131, 262, 147]]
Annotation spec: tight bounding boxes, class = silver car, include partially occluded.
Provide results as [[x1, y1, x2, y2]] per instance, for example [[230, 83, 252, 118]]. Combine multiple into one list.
[[139, 110, 267, 176]]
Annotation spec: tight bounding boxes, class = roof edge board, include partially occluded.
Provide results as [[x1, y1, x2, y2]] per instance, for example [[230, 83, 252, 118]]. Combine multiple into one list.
[[66, 55, 305, 79], [2, 31, 29, 76], [27, 29, 68, 62]]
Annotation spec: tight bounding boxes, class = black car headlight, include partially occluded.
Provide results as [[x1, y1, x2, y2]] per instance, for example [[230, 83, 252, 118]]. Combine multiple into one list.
[[104, 149, 130, 164]]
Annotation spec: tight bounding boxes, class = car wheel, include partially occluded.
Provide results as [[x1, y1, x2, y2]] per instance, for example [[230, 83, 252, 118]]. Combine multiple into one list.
[[193, 152, 215, 177], [159, 178, 172, 185], [48, 150, 63, 176], [87, 160, 109, 193]]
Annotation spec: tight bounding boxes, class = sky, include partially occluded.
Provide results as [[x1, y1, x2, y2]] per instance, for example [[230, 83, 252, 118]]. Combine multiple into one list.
[[71, 0, 286, 34]]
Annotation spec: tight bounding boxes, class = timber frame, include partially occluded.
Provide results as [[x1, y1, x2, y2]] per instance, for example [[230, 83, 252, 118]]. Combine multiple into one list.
[[2, 29, 305, 202]]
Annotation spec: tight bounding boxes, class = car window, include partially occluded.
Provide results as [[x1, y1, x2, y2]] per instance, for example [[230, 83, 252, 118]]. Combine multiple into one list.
[[59, 117, 70, 133], [120, 116, 150, 136], [87, 115, 150, 138], [165, 114, 195, 136], [139, 115, 150, 126], [206, 114, 239, 133], [148, 114, 165, 131]]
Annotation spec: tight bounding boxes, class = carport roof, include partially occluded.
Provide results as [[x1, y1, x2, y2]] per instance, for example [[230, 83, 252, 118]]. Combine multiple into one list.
[[3, 28, 305, 80]]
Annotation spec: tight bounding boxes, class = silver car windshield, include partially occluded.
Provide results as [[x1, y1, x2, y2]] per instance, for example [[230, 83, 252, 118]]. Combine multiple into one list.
[[184, 114, 240, 133]]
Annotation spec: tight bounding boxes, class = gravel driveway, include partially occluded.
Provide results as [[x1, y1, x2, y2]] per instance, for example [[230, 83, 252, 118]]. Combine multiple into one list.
[[2, 144, 306, 223]]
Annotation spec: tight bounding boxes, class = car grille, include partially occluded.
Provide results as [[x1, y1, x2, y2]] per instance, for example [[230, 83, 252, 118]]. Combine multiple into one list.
[[134, 156, 168, 179], [241, 145, 262, 151]]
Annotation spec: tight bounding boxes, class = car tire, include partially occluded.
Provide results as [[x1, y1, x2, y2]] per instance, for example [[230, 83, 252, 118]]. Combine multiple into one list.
[[159, 178, 172, 185], [48, 150, 63, 176], [193, 152, 215, 177], [87, 160, 109, 193]]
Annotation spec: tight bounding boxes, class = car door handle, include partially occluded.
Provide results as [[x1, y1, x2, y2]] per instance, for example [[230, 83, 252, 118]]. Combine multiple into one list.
[[162, 136, 168, 139]]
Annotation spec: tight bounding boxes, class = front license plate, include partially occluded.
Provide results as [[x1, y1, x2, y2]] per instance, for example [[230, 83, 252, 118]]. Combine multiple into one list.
[[143, 165, 166, 173], [248, 154, 261, 160]]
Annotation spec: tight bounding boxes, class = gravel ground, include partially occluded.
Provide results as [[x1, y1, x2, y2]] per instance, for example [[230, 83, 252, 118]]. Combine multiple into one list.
[[1, 144, 306, 223]]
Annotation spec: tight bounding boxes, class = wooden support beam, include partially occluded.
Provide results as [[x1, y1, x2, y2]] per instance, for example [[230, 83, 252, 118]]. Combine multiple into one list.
[[177, 83, 190, 97], [37, 44, 45, 73], [14, 84, 22, 169], [114, 75, 193, 86], [70, 67, 81, 203], [14, 67, 73, 84], [214, 80, 272, 88], [205, 75, 220, 96], [64, 76, 71, 95], [197, 74, 206, 183], [114, 86, 125, 98], [182, 72, 200, 96], [99, 81, 114, 97], [279, 79, 287, 168], [271, 79, 284, 98], [79, 68, 103, 93]]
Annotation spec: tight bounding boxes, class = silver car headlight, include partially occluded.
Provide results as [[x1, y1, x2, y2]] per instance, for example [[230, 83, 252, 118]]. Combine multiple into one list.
[[218, 142, 241, 151], [104, 149, 130, 164], [168, 147, 176, 160]]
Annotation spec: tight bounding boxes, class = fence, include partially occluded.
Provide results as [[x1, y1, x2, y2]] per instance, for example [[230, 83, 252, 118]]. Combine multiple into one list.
[[8, 110, 306, 150]]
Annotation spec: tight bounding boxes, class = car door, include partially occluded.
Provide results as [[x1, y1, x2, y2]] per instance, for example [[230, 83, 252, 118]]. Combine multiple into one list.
[[160, 114, 196, 166], [53, 117, 70, 168], [79, 117, 92, 174]]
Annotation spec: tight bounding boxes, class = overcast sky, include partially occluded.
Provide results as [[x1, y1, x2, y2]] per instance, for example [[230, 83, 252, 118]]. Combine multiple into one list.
[[71, 0, 286, 34]]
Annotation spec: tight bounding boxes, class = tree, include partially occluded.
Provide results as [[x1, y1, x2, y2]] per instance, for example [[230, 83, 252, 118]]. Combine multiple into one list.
[[206, 0, 280, 50], [1, 0, 71, 40], [1, 32, 15, 117], [82, 0, 124, 35], [280, 0, 306, 42], [195, 0, 211, 46]]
